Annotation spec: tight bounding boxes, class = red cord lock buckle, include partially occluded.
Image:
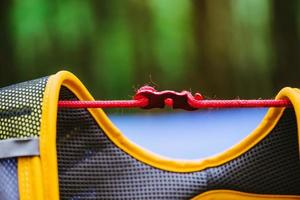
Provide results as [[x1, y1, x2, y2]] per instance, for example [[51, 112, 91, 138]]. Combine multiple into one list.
[[134, 86, 203, 111]]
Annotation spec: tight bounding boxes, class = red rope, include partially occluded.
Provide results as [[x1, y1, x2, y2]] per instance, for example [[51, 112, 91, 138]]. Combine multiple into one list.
[[58, 98, 149, 108], [188, 99, 291, 108], [58, 98, 291, 109]]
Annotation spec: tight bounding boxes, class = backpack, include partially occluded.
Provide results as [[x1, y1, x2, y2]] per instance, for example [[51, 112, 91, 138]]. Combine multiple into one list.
[[1, 71, 300, 200]]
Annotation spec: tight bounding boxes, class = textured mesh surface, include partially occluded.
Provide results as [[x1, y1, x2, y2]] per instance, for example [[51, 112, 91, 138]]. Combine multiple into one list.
[[208, 108, 300, 194], [57, 87, 300, 199], [57, 87, 207, 200], [0, 159, 19, 200], [0, 77, 48, 139]]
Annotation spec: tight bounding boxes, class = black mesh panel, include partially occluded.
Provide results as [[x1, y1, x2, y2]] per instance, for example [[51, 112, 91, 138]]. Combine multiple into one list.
[[0, 77, 48, 139], [57, 87, 300, 199], [208, 108, 300, 194], [57, 87, 207, 200]]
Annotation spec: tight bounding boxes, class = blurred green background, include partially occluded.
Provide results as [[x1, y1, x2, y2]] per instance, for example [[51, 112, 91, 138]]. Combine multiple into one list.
[[0, 0, 299, 100]]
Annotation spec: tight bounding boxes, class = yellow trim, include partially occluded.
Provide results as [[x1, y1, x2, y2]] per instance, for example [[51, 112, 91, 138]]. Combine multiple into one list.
[[18, 157, 44, 200], [192, 190, 300, 200], [277, 87, 300, 157], [40, 75, 61, 200], [290, 88, 300, 155], [39, 71, 300, 199]]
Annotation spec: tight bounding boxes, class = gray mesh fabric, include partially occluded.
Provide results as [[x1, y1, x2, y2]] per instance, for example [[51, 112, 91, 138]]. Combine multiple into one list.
[[0, 159, 19, 200], [207, 108, 300, 194], [57, 87, 300, 199], [57, 87, 207, 199]]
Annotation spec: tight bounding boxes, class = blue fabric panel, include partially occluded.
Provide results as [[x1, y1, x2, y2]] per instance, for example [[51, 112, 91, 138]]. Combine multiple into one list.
[[0, 159, 19, 200]]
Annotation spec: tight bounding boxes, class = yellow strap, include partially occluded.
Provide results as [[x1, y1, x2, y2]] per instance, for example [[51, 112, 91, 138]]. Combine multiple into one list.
[[18, 156, 44, 200]]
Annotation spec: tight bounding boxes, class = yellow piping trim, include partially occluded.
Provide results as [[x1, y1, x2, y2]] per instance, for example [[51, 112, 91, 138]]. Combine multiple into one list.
[[192, 190, 300, 200], [290, 88, 300, 155], [40, 71, 300, 199], [40, 74, 61, 200], [18, 157, 30, 200], [18, 156, 44, 200], [276, 87, 300, 158]]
